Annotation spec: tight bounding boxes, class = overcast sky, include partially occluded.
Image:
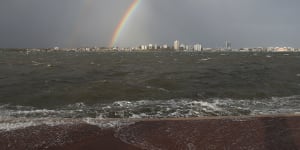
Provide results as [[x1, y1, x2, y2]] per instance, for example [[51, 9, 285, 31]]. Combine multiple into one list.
[[0, 0, 300, 48]]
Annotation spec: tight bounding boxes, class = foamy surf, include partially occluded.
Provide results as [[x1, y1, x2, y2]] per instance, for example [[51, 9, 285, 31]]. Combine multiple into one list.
[[0, 117, 135, 132], [0, 95, 300, 131]]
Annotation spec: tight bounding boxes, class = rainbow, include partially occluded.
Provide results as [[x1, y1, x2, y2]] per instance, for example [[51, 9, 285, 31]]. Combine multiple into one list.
[[110, 0, 140, 47]]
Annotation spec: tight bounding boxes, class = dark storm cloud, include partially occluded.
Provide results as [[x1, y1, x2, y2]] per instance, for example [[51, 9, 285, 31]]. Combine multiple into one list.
[[138, 0, 300, 48], [0, 0, 300, 48], [0, 0, 132, 48]]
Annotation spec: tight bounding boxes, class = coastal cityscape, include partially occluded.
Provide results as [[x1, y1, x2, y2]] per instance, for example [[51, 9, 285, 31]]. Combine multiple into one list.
[[2, 0, 300, 149], [2, 40, 299, 53]]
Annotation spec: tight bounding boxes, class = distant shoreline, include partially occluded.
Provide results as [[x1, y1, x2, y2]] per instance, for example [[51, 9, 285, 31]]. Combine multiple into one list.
[[1, 48, 300, 53]]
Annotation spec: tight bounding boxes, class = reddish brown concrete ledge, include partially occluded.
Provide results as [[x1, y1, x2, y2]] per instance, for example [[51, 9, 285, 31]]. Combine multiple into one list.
[[0, 115, 300, 150]]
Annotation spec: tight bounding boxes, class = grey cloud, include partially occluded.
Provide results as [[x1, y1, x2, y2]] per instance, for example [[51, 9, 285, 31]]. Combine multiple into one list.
[[0, 0, 299, 48]]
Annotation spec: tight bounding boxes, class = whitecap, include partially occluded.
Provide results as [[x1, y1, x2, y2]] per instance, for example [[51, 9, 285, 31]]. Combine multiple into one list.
[[1, 95, 300, 131]]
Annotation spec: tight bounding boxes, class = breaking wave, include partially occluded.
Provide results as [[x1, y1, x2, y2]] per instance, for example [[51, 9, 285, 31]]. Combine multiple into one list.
[[1, 95, 300, 131]]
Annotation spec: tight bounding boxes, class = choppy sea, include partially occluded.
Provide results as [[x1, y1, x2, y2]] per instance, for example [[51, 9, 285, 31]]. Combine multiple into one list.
[[1, 50, 300, 131]]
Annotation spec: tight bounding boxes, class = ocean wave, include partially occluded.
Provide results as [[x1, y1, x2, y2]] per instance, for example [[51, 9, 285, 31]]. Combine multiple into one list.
[[0, 95, 300, 131]]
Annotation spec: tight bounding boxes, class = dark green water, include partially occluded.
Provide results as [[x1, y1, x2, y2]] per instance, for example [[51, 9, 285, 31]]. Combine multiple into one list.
[[0, 51, 300, 128]]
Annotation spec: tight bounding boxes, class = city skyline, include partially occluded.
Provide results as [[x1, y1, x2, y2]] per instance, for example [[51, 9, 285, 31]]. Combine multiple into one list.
[[1, 0, 300, 48]]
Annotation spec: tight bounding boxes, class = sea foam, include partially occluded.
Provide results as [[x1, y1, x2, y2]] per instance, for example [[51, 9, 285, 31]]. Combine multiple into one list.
[[0, 95, 300, 131]]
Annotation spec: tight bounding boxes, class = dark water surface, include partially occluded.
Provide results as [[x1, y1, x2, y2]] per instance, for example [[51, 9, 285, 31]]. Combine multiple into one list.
[[0, 51, 300, 129]]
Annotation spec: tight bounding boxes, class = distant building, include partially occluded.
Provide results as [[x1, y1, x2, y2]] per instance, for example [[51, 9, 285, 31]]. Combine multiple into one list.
[[226, 41, 231, 49], [163, 44, 168, 49], [275, 47, 288, 52], [194, 44, 202, 51], [180, 43, 185, 50], [185, 45, 189, 51], [141, 45, 147, 50], [174, 40, 180, 50], [53, 47, 59, 50], [148, 44, 153, 50], [154, 44, 158, 50]]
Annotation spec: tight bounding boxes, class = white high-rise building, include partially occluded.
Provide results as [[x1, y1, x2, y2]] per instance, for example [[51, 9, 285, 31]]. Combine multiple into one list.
[[148, 44, 153, 49], [180, 43, 185, 50], [163, 44, 168, 49], [141, 45, 147, 50], [174, 40, 180, 50], [154, 44, 158, 50], [194, 44, 202, 51], [226, 41, 231, 49]]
